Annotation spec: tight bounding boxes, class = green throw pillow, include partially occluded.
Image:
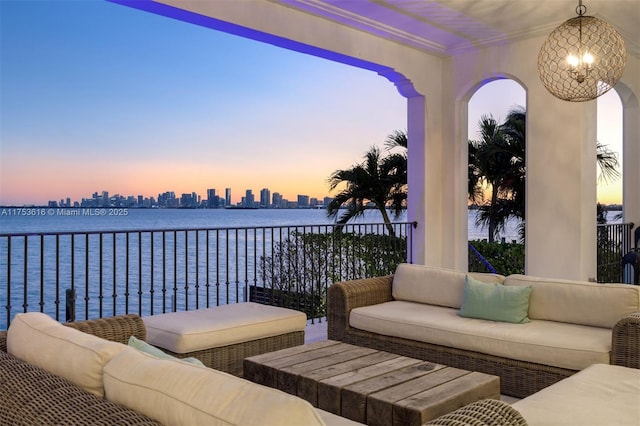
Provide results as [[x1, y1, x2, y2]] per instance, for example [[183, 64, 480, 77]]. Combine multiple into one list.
[[128, 336, 205, 366], [459, 275, 532, 323]]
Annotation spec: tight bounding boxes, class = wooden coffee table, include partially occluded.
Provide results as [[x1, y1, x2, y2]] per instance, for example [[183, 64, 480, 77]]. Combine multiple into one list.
[[244, 340, 500, 426]]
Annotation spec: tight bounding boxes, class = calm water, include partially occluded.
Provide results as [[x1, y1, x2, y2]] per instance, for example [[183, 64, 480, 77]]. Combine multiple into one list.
[[0, 207, 518, 241]]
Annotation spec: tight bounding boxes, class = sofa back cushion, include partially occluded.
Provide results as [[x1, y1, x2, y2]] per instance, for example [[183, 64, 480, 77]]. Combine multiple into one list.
[[103, 348, 325, 426], [6, 312, 128, 397], [504, 274, 640, 328], [392, 263, 505, 309]]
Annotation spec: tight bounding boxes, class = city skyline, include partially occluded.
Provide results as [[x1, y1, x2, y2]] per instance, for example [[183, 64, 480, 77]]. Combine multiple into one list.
[[33, 186, 334, 209], [1, 1, 623, 207]]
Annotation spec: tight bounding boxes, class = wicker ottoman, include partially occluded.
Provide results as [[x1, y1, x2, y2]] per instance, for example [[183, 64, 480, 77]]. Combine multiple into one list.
[[143, 303, 306, 376]]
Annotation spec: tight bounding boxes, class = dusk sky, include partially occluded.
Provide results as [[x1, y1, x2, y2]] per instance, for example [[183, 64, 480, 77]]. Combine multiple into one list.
[[0, 1, 623, 206]]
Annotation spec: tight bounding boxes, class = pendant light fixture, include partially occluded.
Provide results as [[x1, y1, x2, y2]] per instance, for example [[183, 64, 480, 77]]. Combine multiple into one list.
[[538, 0, 626, 102]]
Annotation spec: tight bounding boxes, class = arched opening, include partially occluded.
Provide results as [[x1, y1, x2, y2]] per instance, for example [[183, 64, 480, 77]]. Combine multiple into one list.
[[596, 85, 640, 284], [467, 79, 526, 275], [596, 90, 623, 220]]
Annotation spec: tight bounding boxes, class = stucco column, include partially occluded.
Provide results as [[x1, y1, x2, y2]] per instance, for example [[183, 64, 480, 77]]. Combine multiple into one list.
[[401, 58, 451, 269], [406, 95, 428, 265], [526, 92, 598, 280]]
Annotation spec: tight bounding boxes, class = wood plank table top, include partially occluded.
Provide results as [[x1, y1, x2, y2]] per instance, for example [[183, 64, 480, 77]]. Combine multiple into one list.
[[244, 340, 500, 426]]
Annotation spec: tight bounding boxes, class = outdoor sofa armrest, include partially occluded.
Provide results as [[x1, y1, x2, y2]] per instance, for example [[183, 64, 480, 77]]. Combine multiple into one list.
[[0, 351, 162, 426], [0, 331, 7, 353], [424, 398, 528, 426], [63, 314, 146, 344], [327, 275, 393, 341], [611, 311, 640, 369]]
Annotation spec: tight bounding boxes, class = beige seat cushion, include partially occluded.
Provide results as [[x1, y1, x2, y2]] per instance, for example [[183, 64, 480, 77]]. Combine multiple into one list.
[[143, 302, 307, 353], [350, 301, 611, 370], [392, 263, 505, 309], [512, 364, 640, 425], [6, 312, 128, 397], [103, 348, 325, 426]]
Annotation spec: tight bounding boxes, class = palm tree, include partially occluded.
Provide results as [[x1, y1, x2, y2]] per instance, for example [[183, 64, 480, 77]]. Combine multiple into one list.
[[497, 107, 526, 240], [468, 115, 509, 242], [468, 142, 484, 206], [383, 129, 408, 215], [468, 108, 526, 242], [327, 131, 407, 236]]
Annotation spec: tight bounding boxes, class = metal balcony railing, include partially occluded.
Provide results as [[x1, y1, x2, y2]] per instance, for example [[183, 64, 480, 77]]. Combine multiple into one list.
[[0, 221, 415, 329], [597, 222, 636, 283]]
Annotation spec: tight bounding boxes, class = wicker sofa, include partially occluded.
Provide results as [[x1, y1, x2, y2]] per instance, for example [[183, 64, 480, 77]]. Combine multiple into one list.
[[0, 313, 528, 426], [328, 263, 640, 398], [0, 313, 336, 426]]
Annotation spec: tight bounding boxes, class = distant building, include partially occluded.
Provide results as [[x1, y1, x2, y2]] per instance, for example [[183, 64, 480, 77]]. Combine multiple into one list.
[[297, 195, 309, 208], [272, 192, 283, 208], [225, 188, 231, 206], [158, 191, 177, 208], [260, 188, 270, 208], [323, 196, 333, 207], [180, 193, 197, 208], [244, 189, 255, 208]]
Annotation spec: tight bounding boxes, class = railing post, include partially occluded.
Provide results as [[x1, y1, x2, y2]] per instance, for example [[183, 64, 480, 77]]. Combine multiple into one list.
[[65, 288, 76, 322]]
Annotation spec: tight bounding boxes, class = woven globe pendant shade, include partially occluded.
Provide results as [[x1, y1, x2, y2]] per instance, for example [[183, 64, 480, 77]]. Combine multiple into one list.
[[538, 1, 626, 102]]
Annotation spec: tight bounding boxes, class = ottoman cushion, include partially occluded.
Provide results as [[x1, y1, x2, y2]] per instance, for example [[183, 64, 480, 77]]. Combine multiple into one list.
[[512, 364, 640, 425], [143, 303, 306, 354]]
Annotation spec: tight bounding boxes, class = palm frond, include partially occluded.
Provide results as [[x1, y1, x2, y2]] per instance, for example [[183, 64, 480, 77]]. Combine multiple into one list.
[[596, 142, 620, 183]]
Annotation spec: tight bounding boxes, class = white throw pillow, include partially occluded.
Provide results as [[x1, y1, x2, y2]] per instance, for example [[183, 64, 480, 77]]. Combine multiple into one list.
[[104, 348, 326, 426], [6, 312, 128, 397]]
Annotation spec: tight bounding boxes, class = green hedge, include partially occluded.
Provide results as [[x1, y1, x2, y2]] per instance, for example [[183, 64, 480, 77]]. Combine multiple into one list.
[[468, 240, 525, 276]]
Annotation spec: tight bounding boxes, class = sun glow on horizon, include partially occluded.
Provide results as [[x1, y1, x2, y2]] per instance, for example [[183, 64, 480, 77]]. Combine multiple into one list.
[[0, 1, 406, 207]]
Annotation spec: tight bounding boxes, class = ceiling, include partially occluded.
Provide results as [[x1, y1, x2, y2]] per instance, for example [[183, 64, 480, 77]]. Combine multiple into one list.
[[275, 0, 640, 57]]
